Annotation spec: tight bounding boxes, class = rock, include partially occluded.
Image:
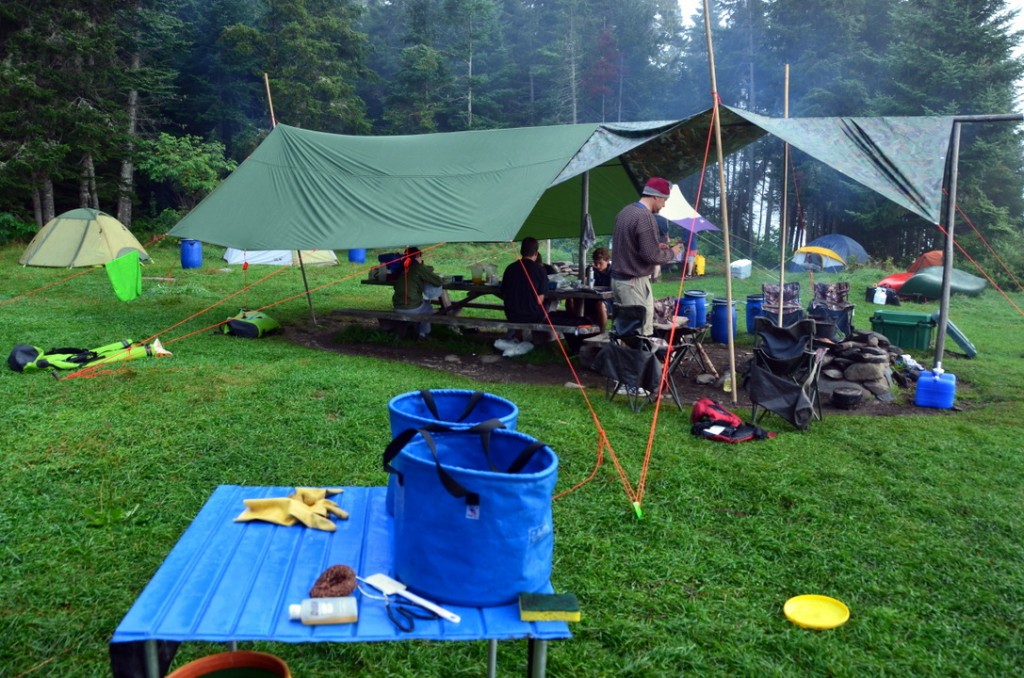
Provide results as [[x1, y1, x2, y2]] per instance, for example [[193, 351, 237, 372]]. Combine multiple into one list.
[[444, 354, 461, 363], [695, 373, 717, 385], [844, 361, 887, 382], [864, 378, 896, 401], [479, 354, 502, 364]]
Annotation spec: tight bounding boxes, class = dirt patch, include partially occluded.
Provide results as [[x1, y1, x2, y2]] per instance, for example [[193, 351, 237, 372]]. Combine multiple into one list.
[[283, 315, 929, 417]]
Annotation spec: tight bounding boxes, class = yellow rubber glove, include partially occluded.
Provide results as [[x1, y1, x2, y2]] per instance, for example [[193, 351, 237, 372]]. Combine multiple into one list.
[[320, 499, 350, 520], [291, 487, 327, 505], [234, 498, 298, 526], [287, 498, 337, 531]]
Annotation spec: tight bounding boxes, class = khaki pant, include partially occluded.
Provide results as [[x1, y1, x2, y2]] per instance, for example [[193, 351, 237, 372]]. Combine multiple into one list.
[[611, 276, 654, 336]]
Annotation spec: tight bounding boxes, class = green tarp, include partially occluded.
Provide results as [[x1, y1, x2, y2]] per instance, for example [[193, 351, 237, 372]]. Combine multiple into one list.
[[168, 107, 956, 250]]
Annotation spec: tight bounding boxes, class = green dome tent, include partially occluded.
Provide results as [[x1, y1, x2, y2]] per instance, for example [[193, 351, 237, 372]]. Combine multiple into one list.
[[19, 208, 151, 268]]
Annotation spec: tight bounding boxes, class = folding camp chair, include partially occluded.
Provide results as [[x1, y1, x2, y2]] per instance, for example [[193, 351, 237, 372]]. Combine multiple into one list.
[[744, 316, 824, 430], [592, 306, 671, 412], [808, 281, 855, 340], [761, 282, 806, 327]]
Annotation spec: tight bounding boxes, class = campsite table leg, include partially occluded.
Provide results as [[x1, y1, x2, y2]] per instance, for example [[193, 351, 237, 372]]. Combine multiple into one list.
[[527, 638, 548, 678], [144, 640, 159, 678], [487, 639, 498, 678]]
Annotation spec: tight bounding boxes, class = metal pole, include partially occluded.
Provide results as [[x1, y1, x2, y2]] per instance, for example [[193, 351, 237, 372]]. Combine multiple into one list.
[[933, 113, 1021, 369], [933, 122, 960, 370], [578, 172, 590, 280], [702, 0, 738, 402]]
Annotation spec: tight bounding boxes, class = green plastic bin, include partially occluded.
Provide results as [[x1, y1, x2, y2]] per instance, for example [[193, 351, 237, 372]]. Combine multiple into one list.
[[870, 310, 935, 350]]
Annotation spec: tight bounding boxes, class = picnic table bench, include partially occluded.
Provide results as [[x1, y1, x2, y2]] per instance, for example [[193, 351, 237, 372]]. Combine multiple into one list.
[[329, 307, 603, 338]]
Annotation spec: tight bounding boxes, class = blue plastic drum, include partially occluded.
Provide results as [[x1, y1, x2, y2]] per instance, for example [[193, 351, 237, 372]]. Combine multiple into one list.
[[711, 297, 737, 343], [684, 290, 708, 326], [180, 240, 202, 269]]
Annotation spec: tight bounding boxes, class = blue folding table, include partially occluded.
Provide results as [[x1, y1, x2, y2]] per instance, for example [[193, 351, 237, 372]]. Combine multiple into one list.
[[110, 485, 571, 677]]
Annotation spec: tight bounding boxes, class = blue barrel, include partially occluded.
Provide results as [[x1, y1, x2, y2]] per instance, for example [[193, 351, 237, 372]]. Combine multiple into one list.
[[180, 239, 202, 269], [386, 389, 519, 515], [915, 371, 956, 409], [746, 294, 764, 334], [710, 297, 737, 343], [685, 290, 708, 326], [348, 248, 367, 264], [677, 297, 698, 327]]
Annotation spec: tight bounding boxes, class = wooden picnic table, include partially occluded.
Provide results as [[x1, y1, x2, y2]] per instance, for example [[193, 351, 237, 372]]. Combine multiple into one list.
[[346, 278, 611, 339], [360, 277, 613, 317]]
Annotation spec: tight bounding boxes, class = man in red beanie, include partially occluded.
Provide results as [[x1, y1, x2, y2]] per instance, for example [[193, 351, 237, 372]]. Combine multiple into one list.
[[610, 177, 682, 335]]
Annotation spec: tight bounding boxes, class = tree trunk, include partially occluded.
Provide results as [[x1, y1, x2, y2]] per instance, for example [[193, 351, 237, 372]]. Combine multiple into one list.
[[81, 154, 99, 209], [41, 175, 55, 223], [117, 52, 141, 228], [32, 184, 43, 227]]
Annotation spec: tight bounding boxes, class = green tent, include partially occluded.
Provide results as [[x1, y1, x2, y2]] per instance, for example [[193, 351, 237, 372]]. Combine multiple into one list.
[[21, 208, 151, 268], [168, 107, 956, 250]]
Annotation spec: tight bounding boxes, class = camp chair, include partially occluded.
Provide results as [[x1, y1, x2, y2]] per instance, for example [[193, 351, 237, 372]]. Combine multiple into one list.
[[808, 282, 855, 340], [744, 316, 824, 430], [761, 282, 806, 327], [592, 306, 670, 412]]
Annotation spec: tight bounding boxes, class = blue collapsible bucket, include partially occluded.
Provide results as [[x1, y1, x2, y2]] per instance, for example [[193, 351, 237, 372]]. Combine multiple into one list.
[[180, 240, 202, 269], [711, 297, 737, 343], [385, 427, 557, 607], [386, 390, 518, 515], [347, 248, 367, 264], [684, 290, 707, 326]]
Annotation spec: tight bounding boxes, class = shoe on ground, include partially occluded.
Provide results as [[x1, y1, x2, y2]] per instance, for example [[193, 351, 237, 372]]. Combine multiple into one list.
[[494, 338, 517, 352], [615, 384, 649, 397], [503, 341, 534, 357]]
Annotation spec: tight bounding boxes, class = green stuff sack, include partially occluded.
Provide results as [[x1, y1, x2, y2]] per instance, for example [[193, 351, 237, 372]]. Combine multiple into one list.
[[221, 310, 280, 339], [7, 340, 133, 372]]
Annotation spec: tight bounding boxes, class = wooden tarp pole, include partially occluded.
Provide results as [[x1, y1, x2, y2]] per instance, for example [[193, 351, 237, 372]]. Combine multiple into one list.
[[702, 0, 738, 402], [778, 65, 789, 326], [264, 73, 277, 128], [265, 71, 316, 324]]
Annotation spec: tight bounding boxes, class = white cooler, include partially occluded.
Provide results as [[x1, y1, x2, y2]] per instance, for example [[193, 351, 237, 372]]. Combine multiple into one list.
[[730, 259, 752, 279]]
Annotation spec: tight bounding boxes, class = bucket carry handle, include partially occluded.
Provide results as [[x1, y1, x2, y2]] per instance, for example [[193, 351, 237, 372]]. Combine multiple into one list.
[[418, 389, 485, 424], [384, 419, 505, 483], [382, 420, 549, 507]]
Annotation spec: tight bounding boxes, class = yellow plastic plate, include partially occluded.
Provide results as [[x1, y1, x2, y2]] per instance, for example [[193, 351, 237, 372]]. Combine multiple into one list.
[[783, 594, 850, 630]]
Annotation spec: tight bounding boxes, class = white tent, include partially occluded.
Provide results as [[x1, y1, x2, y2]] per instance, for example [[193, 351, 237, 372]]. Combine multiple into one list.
[[222, 248, 338, 266]]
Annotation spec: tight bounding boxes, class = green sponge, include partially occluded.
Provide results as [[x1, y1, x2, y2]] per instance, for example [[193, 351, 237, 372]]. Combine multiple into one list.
[[518, 592, 581, 622]]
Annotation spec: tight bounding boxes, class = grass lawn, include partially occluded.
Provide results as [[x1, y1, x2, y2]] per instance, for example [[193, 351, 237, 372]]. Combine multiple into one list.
[[1, 238, 1022, 677]]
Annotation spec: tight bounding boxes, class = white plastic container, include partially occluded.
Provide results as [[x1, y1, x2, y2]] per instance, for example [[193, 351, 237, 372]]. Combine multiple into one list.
[[288, 596, 358, 625], [730, 259, 752, 279]]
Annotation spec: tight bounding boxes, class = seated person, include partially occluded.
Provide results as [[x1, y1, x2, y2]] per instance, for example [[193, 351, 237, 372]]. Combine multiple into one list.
[[500, 237, 551, 342], [567, 247, 612, 329], [392, 246, 445, 339]]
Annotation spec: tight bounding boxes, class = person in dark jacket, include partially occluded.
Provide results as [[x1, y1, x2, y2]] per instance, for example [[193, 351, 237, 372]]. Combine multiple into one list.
[[500, 237, 549, 323], [392, 246, 445, 339]]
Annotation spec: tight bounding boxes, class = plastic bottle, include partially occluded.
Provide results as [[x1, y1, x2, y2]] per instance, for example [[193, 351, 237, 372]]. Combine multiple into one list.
[[288, 596, 358, 625], [586, 265, 594, 287]]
